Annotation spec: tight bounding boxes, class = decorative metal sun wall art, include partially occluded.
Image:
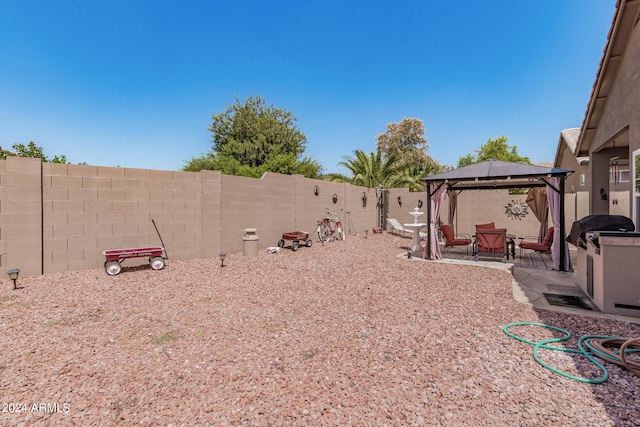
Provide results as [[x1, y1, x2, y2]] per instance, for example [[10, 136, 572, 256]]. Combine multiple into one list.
[[504, 199, 529, 220]]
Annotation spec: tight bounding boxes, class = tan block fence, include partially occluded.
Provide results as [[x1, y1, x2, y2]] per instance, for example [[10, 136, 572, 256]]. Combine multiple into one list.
[[1, 157, 585, 277], [1, 157, 382, 276]]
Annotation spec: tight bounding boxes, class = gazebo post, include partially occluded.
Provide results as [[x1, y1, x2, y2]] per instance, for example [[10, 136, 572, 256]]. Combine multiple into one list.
[[426, 184, 432, 259], [559, 176, 567, 271]]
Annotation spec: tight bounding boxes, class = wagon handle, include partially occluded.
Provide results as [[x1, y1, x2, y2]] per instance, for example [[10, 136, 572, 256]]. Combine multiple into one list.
[[152, 218, 169, 260]]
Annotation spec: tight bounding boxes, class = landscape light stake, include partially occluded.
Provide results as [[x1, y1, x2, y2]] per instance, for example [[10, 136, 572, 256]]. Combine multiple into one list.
[[7, 269, 20, 290], [219, 252, 227, 267]]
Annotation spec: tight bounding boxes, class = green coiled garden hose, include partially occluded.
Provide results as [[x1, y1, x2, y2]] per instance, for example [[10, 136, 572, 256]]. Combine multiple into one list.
[[503, 322, 640, 383]]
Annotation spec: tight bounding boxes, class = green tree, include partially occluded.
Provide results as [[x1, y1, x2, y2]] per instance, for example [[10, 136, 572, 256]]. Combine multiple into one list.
[[375, 117, 445, 188], [376, 117, 431, 166], [390, 165, 428, 192], [457, 135, 530, 167], [0, 141, 67, 163], [338, 148, 403, 188], [184, 96, 322, 178]]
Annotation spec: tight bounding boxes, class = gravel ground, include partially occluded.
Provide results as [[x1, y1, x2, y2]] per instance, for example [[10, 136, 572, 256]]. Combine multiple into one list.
[[1, 232, 639, 426]]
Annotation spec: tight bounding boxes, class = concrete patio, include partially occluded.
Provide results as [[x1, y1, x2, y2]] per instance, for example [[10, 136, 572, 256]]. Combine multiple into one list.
[[409, 243, 640, 324]]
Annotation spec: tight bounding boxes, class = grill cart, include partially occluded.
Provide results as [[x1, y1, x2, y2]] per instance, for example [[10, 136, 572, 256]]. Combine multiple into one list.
[[568, 215, 640, 316]]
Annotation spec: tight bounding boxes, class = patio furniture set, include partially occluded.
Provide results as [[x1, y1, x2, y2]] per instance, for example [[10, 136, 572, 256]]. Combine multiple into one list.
[[442, 221, 554, 261], [388, 216, 554, 262]]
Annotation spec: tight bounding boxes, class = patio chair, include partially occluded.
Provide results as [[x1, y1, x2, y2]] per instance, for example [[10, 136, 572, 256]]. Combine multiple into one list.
[[518, 227, 554, 257], [386, 218, 413, 237], [439, 224, 473, 255], [474, 228, 507, 261]]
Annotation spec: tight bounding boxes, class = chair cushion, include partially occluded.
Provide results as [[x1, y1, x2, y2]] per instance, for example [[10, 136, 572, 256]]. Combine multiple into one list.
[[476, 229, 506, 252], [448, 238, 472, 246], [475, 222, 496, 230], [520, 242, 549, 251], [440, 224, 454, 239], [520, 227, 553, 252], [542, 227, 555, 245]]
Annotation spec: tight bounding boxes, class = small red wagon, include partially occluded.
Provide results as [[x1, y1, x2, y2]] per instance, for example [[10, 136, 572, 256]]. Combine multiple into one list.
[[102, 246, 166, 275], [278, 231, 312, 251]]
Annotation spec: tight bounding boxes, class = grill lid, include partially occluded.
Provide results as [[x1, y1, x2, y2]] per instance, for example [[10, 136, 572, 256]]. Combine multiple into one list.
[[566, 214, 635, 246]]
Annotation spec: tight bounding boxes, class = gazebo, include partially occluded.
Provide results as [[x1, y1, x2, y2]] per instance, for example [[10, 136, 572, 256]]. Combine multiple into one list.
[[422, 160, 574, 271]]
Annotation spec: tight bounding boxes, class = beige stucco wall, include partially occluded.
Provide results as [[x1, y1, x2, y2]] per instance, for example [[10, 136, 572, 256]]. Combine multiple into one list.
[[587, 10, 640, 217], [556, 142, 588, 194]]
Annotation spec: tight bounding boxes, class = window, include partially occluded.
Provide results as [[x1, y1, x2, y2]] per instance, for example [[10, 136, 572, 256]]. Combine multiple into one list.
[[619, 169, 630, 183], [610, 161, 630, 184]]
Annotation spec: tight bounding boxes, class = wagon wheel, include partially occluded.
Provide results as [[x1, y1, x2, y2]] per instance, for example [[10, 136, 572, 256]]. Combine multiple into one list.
[[306, 239, 313, 247], [150, 256, 165, 270], [105, 260, 122, 276], [278, 239, 285, 248], [291, 241, 300, 251]]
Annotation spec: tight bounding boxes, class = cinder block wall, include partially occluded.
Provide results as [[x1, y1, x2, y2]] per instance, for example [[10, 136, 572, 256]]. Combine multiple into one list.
[[40, 162, 208, 274], [0, 158, 43, 274], [359, 186, 557, 241], [386, 188, 426, 227], [0, 157, 379, 277], [0, 156, 591, 277], [452, 190, 541, 238], [565, 191, 590, 233]]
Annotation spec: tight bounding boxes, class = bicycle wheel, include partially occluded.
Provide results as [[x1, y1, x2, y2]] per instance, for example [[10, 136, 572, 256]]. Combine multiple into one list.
[[318, 224, 331, 242], [337, 223, 345, 241]]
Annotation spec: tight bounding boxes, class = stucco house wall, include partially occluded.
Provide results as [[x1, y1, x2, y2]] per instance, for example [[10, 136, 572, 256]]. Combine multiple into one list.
[[576, 0, 640, 224]]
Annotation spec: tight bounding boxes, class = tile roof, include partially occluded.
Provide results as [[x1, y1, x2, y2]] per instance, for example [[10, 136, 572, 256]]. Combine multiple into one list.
[[560, 128, 581, 154]]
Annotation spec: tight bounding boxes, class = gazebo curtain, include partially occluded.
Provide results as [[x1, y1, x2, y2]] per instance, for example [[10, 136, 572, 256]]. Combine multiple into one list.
[[546, 177, 573, 271], [427, 182, 448, 260], [447, 190, 457, 234], [526, 187, 548, 241]]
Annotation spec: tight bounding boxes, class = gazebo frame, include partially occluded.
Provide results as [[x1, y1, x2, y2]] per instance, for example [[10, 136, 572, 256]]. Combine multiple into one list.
[[422, 160, 573, 271]]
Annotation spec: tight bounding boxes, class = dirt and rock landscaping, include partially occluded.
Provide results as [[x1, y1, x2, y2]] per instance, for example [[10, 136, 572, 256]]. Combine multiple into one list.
[[1, 233, 638, 425]]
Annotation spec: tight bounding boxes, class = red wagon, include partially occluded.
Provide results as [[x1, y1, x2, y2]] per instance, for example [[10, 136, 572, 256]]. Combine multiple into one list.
[[278, 231, 312, 251], [102, 246, 166, 275]]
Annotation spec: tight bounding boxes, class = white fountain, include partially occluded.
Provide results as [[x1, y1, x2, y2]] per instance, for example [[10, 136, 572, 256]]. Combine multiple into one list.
[[404, 207, 427, 256]]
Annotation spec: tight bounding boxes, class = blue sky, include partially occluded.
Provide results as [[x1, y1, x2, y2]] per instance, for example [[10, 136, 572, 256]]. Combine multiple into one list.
[[0, 1, 615, 174]]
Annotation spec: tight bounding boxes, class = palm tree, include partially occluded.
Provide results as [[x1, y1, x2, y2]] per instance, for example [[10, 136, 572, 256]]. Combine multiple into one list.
[[388, 155, 447, 191], [338, 148, 403, 188], [388, 166, 426, 192]]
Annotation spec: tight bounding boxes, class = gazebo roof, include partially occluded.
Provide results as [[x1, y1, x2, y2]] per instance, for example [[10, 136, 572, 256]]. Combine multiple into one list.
[[423, 160, 573, 190]]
